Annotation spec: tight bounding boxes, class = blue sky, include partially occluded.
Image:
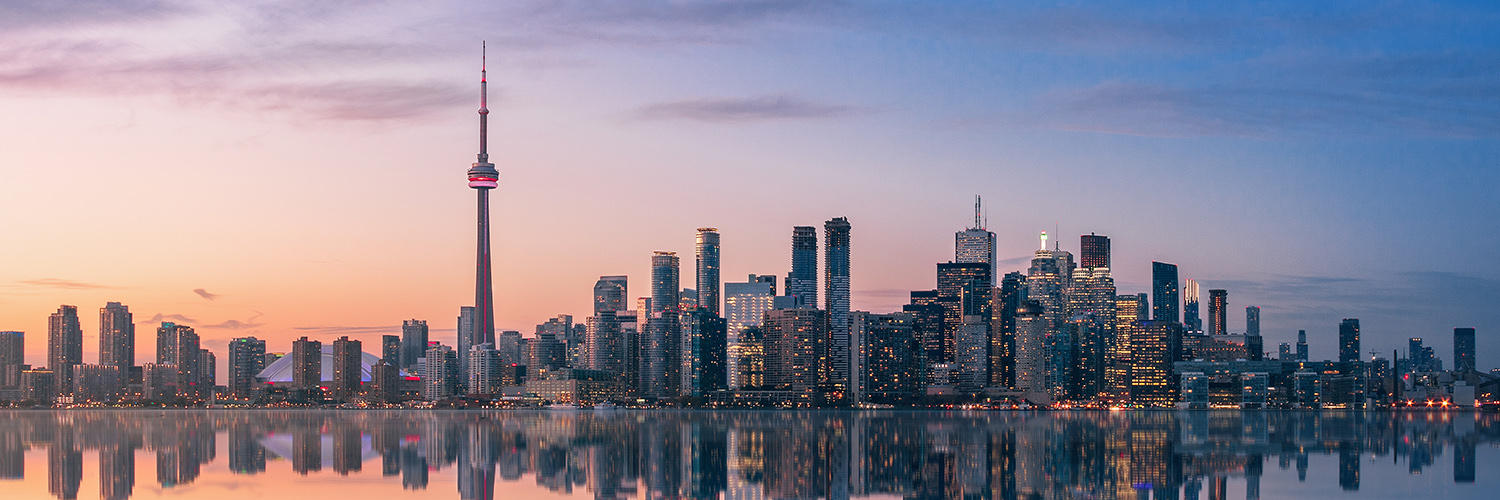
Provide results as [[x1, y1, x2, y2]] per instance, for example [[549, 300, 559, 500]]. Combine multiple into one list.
[[0, 0, 1497, 370]]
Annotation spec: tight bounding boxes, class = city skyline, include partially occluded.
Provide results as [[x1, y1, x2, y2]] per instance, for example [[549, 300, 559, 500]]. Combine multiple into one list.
[[2, 2, 1498, 377]]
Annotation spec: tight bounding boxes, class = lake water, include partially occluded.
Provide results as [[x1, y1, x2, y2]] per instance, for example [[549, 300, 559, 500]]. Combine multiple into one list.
[[0, 409, 1494, 499]]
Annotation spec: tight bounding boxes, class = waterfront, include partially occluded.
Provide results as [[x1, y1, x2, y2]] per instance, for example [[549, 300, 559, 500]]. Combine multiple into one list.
[[0, 410, 1494, 499]]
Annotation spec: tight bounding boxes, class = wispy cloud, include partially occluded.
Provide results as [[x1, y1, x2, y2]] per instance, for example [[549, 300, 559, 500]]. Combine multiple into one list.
[[141, 313, 198, 325], [193, 288, 218, 301], [203, 312, 264, 330], [635, 95, 862, 123], [17, 278, 116, 289]]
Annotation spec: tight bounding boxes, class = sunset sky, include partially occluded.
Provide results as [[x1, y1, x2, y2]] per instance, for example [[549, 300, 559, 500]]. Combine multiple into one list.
[[2, 0, 1498, 377]]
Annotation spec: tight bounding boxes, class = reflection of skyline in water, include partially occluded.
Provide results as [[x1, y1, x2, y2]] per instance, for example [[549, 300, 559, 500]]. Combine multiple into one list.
[[0, 411, 1494, 499]]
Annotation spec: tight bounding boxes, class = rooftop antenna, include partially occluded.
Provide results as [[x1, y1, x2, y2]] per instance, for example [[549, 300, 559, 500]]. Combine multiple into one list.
[[973, 195, 983, 230], [1054, 222, 1060, 250]]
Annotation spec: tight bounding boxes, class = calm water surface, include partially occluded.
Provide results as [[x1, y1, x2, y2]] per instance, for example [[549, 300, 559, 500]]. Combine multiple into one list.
[[0, 410, 1494, 500]]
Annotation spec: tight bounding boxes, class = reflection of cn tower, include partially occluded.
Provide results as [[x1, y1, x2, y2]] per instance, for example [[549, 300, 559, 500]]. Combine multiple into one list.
[[468, 43, 500, 344]]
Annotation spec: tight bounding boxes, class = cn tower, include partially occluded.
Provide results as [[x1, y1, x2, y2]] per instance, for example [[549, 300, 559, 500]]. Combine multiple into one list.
[[468, 43, 499, 346]]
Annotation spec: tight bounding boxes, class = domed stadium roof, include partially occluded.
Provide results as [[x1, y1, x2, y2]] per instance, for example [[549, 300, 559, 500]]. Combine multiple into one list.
[[256, 351, 387, 384]]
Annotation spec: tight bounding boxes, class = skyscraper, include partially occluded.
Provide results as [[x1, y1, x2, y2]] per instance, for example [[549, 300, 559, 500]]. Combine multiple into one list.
[[955, 196, 997, 276], [1245, 306, 1261, 336], [1454, 327, 1476, 372], [1338, 319, 1360, 363], [0, 331, 22, 389], [331, 336, 362, 401], [643, 251, 681, 398], [855, 311, 921, 402], [1206, 289, 1228, 336], [48, 305, 83, 397], [824, 217, 852, 401], [401, 319, 428, 371], [1079, 233, 1110, 269], [697, 228, 721, 315], [424, 343, 457, 401], [467, 45, 500, 361], [725, 277, 775, 389], [1027, 233, 1074, 364], [291, 337, 322, 390], [680, 310, 726, 397], [381, 335, 401, 367], [457, 306, 476, 380], [98, 302, 133, 374], [154, 322, 201, 400], [1296, 330, 1308, 361], [786, 226, 818, 307], [1150, 263, 1179, 323], [1130, 320, 1181, 407], [1012, 301, 1047, 394], [1182, 279, 1201, 333], [989, 272, 1025, 388], [227, 337, 266, 400], [762, 308, 827, 398], [586, 275, 629, 373]]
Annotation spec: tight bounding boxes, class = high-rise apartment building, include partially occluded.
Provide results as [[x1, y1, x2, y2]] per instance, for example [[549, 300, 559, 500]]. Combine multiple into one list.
[[457, 306, 476, 379], [680, 310, 726, 397], [1151, 263, 1179, 323], [155, 323, 201, 400], [1207, 289, 1228, 336], [381, 335, 401, 367], [401, 319, 428, 371], [1012, 301, 1047, 395], [724, 276, 775, 389], [989, 272, 1025, 388], [98, 302, 133, 374], [423, 344, 457, 401], [0, 331, 22, 389], [1129, 320, 1181, 407], [1339, 319, 1360, 363], [1454, 327, 1476, 372], [786, 226, 818, 307], [762, 308, 827, 399], [331, 336, 362, 400], [696, 228, 721, 315], [1246, 306, 1261, 336], [227, 337, 266, 400], [825, 217, 852, 400], [290, 337, 322, 390], [586, 275, 630, 374], [642, 251, 681, 399], [1183, 279, 1201, 332], [48, 305, 83, 397], [1278, 342, 1293, 360], [855, 311, 920, 402], [1244, 306, 1263, 361]]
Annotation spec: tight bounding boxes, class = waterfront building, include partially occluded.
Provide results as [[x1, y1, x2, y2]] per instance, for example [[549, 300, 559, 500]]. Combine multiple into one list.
[[697, 228, 722, 315], [1296, 330, 1309, 361], [1183, 279, 1201, 333], [1151, 262, 1179, 323], [331, 336, 362, 400], [725, 277, 775, 389], [1454, 327, 1476, 372], [989, 272, 1025, 388], [1278, 343, 1293, 361], [855, 311, 920, 402], [681, 310, 727, 397], [401, 319, 428, 371], [642, 252, 681, 399], [824, 217, 852, 401], [586, 276, 630, 374], [786, 226, 818, 307], [1013, 301, 1047, 396], [467, 343, 504, 395], [48, 305, 83, 398], [156, 323, 202, 401], [227, 337, 266, 400], [0, 331, 22, 391], [98, 302, 134, 374], [1207, 289, 1228, 336], [423, 343, 457, 401], [1339, 319, 1360, 363], [762, 308, 827, 400], [1130, 320, 1181, 407], [290, 337, 322, 391], [381, 335, 401, 367], [71, 364, 121, 402], [457, 306, 476, 379]]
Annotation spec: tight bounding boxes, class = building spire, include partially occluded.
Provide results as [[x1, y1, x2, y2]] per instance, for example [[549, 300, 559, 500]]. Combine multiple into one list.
[[478, 41, 489, 164], [973, 195, 983, 230]]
